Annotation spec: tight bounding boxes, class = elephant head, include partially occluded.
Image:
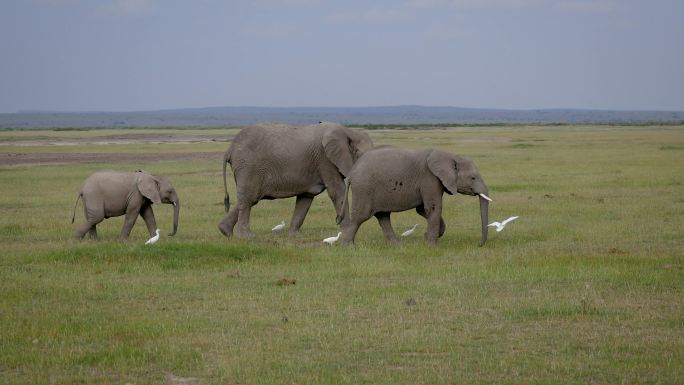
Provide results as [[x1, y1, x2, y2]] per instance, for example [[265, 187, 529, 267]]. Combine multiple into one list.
[[321, 124, 373, 223], [321, 123, 374, 177], [426, 150, 491, 246], [137, 173, 180, 236]]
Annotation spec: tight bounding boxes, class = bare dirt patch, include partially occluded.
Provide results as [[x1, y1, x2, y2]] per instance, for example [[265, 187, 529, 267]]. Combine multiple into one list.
[[4, 133, 231, 147], [0, 132, 229, 166], [0, 151, 224, 166]]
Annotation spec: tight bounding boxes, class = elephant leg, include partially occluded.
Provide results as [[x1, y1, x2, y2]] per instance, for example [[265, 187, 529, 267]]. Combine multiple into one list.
[[416, 205, 446, 238], [375, 212, 399, 243], [340, 210, 373, 245], [230, 175, 260, 238], [218, 207, 239, 237], [340, 221, 361, 245], [75, 220, 100, 240], [289, 195, 314, 235], [235, 201, 256, 238], [74, 203, 103, 240], [119, 209, 139, 240], [87, 226, 98, 240], [139, 204, 157, 237], [340, 189, 375, 245], [421, 200, 443, 245], [321, 175, 348, 226]]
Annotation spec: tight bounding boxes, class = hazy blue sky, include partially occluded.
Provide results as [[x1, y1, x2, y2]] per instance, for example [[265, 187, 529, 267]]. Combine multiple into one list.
[[1, 0, 682, 113]]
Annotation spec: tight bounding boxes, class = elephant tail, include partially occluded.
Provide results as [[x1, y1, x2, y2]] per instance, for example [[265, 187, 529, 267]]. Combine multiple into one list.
[[337, 178, 351, 225], [71, 193, 82, 224], [223, 149, 231, 212]]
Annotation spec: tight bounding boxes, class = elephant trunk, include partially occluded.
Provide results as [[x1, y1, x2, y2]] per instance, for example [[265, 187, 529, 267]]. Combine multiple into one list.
[[169, 199, 180, 236], [478, 195, 489, 247], [336, 178, 350, 225]]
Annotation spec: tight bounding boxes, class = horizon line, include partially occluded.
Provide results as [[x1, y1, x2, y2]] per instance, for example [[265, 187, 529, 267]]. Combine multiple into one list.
[[8, 104, 684, 114]]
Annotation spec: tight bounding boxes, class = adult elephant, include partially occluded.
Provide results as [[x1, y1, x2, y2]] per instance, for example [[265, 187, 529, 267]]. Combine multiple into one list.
[[339, 146, 491, 246], [218, 122, 373, 238], [72, 170, 180, 240]]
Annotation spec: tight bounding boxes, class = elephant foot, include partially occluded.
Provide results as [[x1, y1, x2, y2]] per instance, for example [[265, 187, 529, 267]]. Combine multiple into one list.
[[217, 224, 233, 238], [382, 232, 400, 244], [287, 229, 302, 237], [339, 233, 355, 246], [424, 233, 438, 245]]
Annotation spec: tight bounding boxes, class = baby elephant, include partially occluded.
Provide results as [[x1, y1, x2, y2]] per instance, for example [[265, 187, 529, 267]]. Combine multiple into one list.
[[71, 170, 180, 240], [340, 147, 491, 246]]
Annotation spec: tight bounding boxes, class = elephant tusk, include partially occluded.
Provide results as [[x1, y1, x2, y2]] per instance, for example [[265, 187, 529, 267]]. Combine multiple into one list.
[[479, 193, 493, 202], [173, 202, 177, 207]]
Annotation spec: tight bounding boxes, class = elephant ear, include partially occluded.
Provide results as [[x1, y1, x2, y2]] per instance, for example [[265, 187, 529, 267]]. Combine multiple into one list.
[[427, 150, 459, 195], [137, 173, 162, 204], [322, 126, 354, 177]]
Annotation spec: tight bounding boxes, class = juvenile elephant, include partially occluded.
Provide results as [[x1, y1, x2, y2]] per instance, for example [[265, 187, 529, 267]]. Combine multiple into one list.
[[71, 170, 180, 240], [218, 122, 373, 238], [340, 146, 491, 246]]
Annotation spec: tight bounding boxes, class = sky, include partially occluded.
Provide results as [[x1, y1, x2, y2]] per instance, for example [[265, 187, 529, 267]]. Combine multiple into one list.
[[1, 0, 683, 113]]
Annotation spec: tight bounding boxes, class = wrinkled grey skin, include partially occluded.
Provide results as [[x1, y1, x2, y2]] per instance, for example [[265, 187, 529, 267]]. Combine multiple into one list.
[[218, 122, 373, 238], [72, 170, 180, 240], [340, 147, 490, 246]]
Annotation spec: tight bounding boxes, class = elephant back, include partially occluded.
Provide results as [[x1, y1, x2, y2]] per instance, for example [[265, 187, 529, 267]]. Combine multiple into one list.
[[229, 124, 323, 178]]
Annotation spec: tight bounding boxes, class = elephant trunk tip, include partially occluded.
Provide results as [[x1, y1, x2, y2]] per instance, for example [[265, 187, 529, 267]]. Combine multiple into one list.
[[478, 194, 489, 247], [169, 199, 180, 236]]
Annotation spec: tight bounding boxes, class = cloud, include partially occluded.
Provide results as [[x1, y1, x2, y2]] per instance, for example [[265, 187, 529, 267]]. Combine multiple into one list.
[[423, 22, 469, 41], [408, 0, 615, 12], [277, 0, 321, 5], [94, 0, 157, 17], [251, 0, 322, 7], [31, 0, 81, 5], [327, 7, 411, 24], [553, 0, 615, 14], [408, 0, 545, 10], [240, 22, 299, 40]]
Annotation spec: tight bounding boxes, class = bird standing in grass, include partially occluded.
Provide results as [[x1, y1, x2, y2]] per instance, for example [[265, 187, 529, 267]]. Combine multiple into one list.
[[323, 232, 341, 245], [145, 229, 160, 245], [271, 220, 286, 232], [401, 224, 418, 237], [488, 216, 519, 232]]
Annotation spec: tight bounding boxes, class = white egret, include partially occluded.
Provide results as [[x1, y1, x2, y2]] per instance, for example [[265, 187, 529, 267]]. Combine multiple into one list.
[[271, 220, 286, 232], [401, 224, 418, 237], [488, 216, 519, 232], [323, 232, 342, 245], [145, 229, 160, 245]]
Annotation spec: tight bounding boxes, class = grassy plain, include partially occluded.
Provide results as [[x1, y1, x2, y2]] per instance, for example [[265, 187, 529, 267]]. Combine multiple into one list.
[[0, 125, 683, 384]]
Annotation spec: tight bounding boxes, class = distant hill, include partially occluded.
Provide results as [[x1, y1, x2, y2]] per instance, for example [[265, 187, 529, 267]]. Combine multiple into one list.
[[1, 106, 683, 129]]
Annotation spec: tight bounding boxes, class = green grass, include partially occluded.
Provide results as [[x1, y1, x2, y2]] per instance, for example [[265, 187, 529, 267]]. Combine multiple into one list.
[[1, 125, 683, 384]]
